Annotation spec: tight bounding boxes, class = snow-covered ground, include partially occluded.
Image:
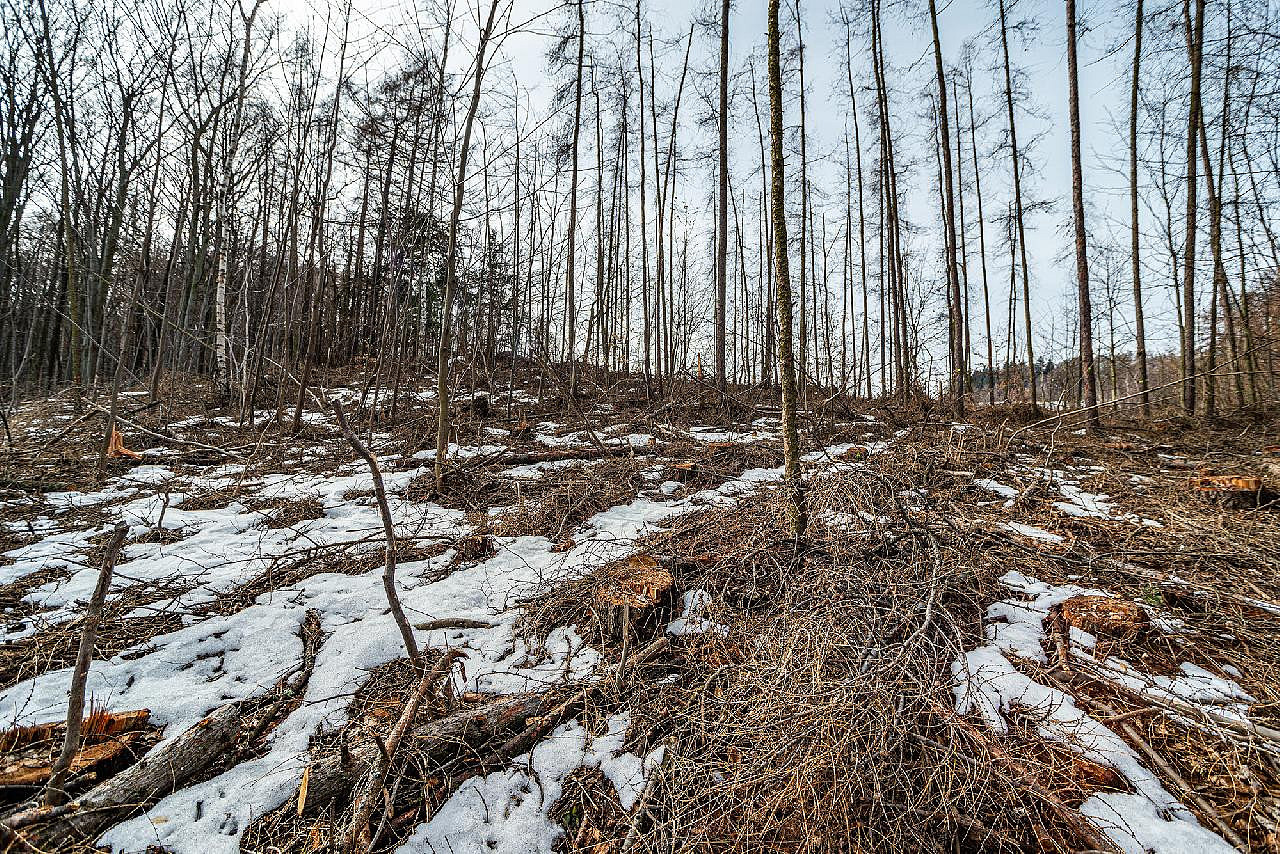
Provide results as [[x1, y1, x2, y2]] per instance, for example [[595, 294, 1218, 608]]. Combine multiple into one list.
[[1, 404, 1261, 853], [0, 406, 846, 853], [954, 570, 1244, 854]]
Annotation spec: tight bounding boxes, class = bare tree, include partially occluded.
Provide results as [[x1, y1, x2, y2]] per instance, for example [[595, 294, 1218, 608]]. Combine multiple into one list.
[[766, 0, 805, 541], [1180, 0, 1207, 414], [1066, 0, 1099, 428], [435, 0, 503, 491], [714, 0, 730, 393], [1129, 0, 1151, 414]]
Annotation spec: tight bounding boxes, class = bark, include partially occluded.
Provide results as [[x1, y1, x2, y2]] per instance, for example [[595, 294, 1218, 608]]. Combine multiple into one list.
[[1066, 0, 1100, 428], [1129, 0, 1150, 414], [564, 0, 585, 399], [435, 0, 501, 489], [45, 521, 128, 806], [928, 0, 963, 415], [997, 0, 1038, 413], [1180, 0, 1207, 414], [766, 0, 806, 542], [333, 400, 419, 662], [714, 0, 730, 392]]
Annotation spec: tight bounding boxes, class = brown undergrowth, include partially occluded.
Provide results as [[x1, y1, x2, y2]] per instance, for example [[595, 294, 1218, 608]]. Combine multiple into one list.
[[4, 377, 1279, 853], [521, 422, 1280, 852]]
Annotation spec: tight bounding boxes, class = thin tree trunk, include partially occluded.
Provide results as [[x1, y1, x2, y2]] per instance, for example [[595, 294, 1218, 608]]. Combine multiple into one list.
[[714, 0, 730, 393], [1066, 0, 1100, 428], [435, 0, 501, 490], [565, 0, 585, 399], [998, 0, 1038, 413], [1129, 0, 1150, 415], [929, 0, 963, 415], [1180, 0, 1206, 414], [767, 0, 805, 542]]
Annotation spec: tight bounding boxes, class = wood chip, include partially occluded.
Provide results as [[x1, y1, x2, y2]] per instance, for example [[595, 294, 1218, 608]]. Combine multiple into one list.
[[297, 765, 310, 816], [0, 709, 150, 752], [0, 731, 144, 787], [106, 428, 142, 460]]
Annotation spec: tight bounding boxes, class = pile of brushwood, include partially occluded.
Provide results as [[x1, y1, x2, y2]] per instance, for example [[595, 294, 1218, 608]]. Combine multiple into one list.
[[2, 370, 1278, 852]]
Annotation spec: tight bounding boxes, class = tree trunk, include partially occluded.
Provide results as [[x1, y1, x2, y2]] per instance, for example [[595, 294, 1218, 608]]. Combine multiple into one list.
[[565, 0, 585, 399], [1180, 0, 1207, 415], [714, 0, 730, 393], [1129, 0, 1150, 415], [998, 0, 1038, 413], [928, 0, 963, 415], [435, 0, 501, 490], [766, 0, 806, 542], [1066, 0, 1100, 428]]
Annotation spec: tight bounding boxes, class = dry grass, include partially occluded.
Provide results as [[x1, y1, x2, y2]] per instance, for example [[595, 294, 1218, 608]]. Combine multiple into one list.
[[516, 420, 1280, 852], [492, 457, 651, 542], [0, 578, 190, 691]]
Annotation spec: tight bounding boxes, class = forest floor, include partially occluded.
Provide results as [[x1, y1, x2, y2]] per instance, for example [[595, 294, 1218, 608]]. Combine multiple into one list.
[[1, 367, 1278, 853]]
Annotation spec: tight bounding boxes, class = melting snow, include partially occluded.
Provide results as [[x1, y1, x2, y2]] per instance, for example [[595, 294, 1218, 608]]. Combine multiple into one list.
[[394, 712, 662, 854], [953, 571, 1241, 853]]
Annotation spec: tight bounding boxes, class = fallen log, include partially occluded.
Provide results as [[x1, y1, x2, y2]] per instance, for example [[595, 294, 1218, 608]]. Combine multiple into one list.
[[10, 630, 668, 848], [305, 636, 670, 816], [300, 692, 567, 814], [7, 611, 325, 849], [14, 699, 249, 848], [343, 650, 465, 851]]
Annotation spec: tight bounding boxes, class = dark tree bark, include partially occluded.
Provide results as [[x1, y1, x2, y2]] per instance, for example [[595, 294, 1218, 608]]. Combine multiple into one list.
[[928, 0, 964, 415], [997, 0, 1038, 413], [1180, 0, 1207, 415], [1129, 0, 1150, 415], [714, 0, 730, 393], [766, 0, 805, 541], [1066, 0, 1100, 428]]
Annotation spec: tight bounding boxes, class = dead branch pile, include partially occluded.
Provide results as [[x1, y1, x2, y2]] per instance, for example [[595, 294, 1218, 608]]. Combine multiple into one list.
[[492, 457, 650, 542], [519, 435, 1160, 852]]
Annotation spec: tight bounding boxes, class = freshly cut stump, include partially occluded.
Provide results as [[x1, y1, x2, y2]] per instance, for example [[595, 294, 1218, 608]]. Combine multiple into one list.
[[1056, 595, 1149, 640], [594, 554, 673, 609]]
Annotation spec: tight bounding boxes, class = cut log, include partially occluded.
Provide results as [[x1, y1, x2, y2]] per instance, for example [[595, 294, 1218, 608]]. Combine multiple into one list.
[[412, 618, 496, 632], [300, 693, 566, 814], [8, 613, 324, 848], [1189, 474, 1263, 492], [1, 710, 154, 790], [307, 638, 670, 816], [1, 732, 147, 788], [17, 700, 249, 848]]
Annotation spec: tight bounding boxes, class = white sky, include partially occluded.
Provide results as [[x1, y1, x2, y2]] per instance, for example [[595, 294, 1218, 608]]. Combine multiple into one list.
[[288, 0, 1191, 367]]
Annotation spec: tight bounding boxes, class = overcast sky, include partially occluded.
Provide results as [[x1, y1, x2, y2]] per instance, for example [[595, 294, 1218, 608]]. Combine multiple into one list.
[[327, 0, 1180, 368]]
